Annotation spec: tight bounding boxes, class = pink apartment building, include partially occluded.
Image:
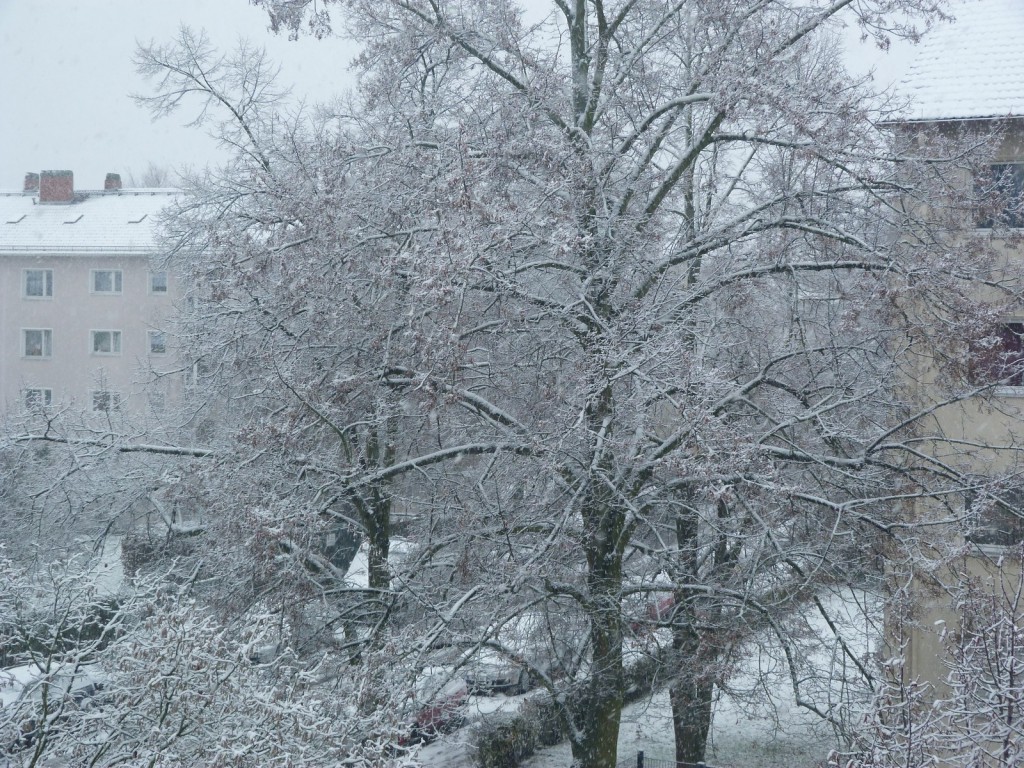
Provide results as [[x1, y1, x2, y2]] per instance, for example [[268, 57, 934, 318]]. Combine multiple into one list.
[[0, 170, 180, 417]]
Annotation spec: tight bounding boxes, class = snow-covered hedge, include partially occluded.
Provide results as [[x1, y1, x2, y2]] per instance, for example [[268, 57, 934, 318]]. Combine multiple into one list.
[[472, 646, 666, 768]]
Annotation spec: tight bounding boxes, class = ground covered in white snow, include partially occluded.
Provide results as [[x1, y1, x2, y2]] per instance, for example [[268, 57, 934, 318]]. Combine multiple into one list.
[[416, 589, 879, 768], [520, 686, 834, 768]]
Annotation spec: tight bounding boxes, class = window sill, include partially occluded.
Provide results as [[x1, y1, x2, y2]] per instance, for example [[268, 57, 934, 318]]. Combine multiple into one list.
[[971, 542, 1024, 557]]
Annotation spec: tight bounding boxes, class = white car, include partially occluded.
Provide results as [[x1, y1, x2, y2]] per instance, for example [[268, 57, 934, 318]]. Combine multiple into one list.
[[1, 662, 106, 752], [464, 610, 580, 696], [464, 648, 533, 695]]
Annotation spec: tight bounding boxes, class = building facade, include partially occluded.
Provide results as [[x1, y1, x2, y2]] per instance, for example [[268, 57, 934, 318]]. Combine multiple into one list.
[[0, 170, 180, 417], [889, 0, 1024, 726]]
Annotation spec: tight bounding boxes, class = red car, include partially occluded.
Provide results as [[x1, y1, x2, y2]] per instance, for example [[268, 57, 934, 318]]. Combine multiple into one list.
[[629, 593, 675, 635], [401, 667, 468, 745]]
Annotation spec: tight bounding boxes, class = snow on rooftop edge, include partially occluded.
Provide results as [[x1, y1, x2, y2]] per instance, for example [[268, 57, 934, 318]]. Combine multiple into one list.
[[0, 189, 180, 253]]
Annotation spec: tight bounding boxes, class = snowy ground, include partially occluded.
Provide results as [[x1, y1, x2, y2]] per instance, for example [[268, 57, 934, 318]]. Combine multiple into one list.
[[417, 589, 880, 768], [89, 535, 124, 596], [413, 684, 833, 768], [519, 686, 833, 768]]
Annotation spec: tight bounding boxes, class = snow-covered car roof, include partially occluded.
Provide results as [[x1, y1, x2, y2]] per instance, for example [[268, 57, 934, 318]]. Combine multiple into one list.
[[0, 662, 106, 709], [413, 666, 467, 704], [0, 664, 43, 709]]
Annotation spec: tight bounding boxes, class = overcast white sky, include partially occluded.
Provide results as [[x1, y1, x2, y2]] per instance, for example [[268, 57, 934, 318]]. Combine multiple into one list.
[[0, 0, 921, 192], [0, 0, 358, 190]]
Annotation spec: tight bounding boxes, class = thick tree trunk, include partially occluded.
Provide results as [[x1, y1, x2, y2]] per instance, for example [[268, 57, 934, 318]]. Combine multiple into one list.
[[570, 502, 626, 768], [670, 639, 715, 764], [365, 503, 391, 594], [363, 417, 395, 597], [569, 383, 627, 768], [670, 505, 715, 764], [570, 616, 625, 767]]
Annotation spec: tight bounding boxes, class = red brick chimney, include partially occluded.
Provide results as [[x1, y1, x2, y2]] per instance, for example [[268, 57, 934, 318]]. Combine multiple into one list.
[[104, 173, 122, 191], [38, 170, 74, 203], [23, 172, 39, 195]]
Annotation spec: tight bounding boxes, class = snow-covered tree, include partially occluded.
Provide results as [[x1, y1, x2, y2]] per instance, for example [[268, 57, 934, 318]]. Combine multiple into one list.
[[0, 553, 418, 767], [0, 401, 213, 578], [128, 2, 1024, 766]]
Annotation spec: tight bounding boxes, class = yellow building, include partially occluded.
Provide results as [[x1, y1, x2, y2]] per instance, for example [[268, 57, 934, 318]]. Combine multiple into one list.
[[884, 2, 1024, 756]]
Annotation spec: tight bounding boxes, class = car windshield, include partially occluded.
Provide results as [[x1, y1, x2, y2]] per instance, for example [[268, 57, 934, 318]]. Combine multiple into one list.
[[414, 667, 461, 703]]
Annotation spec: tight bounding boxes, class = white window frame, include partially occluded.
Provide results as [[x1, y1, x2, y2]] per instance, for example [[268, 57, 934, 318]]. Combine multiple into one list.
[[148, 271, 168, 294], [23, 388, 53, 409], [186, 357, 211, 387], [90, 330, 122, 356], [91, 390, 122, 413], [147, 330, 167, 355], [90, 269, 123, 295], [22, 328, 52, 359], [23, 269, 53, 299]]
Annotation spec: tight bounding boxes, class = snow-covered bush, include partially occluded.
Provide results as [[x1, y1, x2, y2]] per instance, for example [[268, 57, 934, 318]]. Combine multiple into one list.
[[0, 558, 417, 767]]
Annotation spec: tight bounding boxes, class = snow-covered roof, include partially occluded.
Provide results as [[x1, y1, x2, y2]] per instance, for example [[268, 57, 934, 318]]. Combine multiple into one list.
[[0, 188, 179, 255], [898, 0, 1024, 122]]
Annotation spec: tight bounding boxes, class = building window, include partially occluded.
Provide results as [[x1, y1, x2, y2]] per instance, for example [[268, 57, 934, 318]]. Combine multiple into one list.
[[90, 269, 123, 294], [23, 388, 52, 409], [968, 487, 1024, 547], [970, 323, 1024, 387], [23, 269, 53, 298], [91, 390, 122, 412], [90, 330, 122, 355], [148, 391, 166, 413], [22, 329, 52, 358], [148, 330, 167, 355], [978, 164, 1024, 229], [187, 357, 211, 387], [149, 271, 168, 294]]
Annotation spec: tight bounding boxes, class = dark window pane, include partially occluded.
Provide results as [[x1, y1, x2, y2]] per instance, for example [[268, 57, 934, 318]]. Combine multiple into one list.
[[25, 269, 53, 297], [970, 322, 1024, 386], [978, 164, 1024, 229], [23, 329, 52, 358], [968, 487, 1024, 546], [92, 391, 121, 412], [23, 388, 52, 408]]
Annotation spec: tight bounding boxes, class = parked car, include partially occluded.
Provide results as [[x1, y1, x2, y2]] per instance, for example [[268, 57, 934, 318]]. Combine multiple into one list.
[[400, 666, 469, 744], [1, 662, 106, 752], [464, 610, 580, 696], [464, 647, 532, 695]]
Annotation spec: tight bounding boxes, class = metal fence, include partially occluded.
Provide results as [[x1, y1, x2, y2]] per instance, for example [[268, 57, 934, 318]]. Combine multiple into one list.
[[618, 750, 720, 768]]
